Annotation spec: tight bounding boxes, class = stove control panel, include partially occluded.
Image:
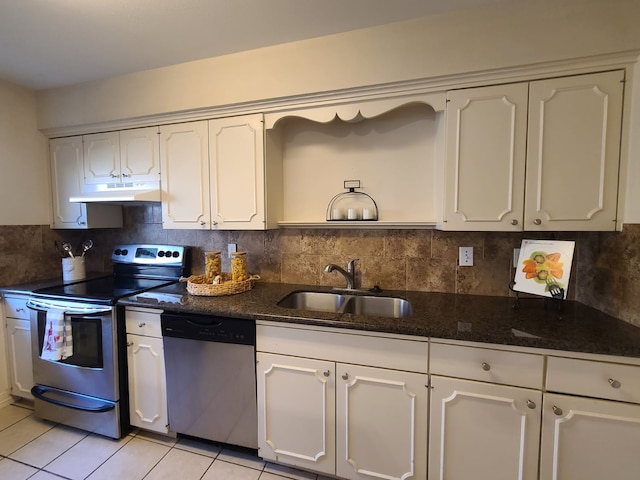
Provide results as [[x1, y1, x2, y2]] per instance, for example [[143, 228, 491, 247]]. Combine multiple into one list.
[[112, 244, 186, 266]]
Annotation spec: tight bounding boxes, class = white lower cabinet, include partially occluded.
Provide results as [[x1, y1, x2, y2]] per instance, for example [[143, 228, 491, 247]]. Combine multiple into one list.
[[540, 356, 640, 480], [429, 376, 541, 480], [256, 352, 336, 475], [540, 393, 640, 480], [335, 363, 428, 480], [3, 295, 34, 399], [256, 324, 428, 479], [125, 308, 169, 434], [429, 342, 544, 480]]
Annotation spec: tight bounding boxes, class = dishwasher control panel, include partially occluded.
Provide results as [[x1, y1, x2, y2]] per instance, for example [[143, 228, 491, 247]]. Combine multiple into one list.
[[160, 312, 255, 346]]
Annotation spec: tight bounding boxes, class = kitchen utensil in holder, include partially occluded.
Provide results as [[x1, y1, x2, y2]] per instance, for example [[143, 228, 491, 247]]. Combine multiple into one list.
[[326, 180, 378, 221]]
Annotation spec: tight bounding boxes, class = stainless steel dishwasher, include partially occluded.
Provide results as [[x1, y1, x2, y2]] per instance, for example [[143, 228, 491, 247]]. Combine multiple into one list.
[[161, 312, 257, 449]]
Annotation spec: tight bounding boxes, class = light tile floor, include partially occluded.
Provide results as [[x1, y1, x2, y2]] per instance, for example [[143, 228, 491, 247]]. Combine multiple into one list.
[[0, 402, 329, 480]]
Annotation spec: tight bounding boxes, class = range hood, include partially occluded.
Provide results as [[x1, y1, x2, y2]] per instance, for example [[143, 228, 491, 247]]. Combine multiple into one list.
[[70, 182, 161, 204]]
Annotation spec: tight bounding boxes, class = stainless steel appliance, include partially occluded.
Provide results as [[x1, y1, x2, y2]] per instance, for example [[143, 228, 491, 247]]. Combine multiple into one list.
[[161, 311, 258, 449], [27, 244, 189, 439]]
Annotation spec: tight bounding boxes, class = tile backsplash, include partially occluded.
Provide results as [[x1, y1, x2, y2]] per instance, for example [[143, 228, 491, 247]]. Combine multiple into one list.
[[2, 204, 638, 327]]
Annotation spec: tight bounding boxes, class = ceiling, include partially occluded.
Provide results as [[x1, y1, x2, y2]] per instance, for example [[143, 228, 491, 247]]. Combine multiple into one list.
[[0, 0, 503, 91]]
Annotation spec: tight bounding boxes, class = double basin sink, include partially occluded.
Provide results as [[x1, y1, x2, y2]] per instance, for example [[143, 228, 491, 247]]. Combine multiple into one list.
[[278, 290, 412, 319]]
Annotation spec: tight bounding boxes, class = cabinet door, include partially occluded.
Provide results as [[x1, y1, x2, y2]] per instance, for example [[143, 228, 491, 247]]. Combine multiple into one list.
[[443, 83, 528, 231], [6, 318, 34, 399], [83, 131, 120, 184], [50, 136, 88, 228], [126, 334, 168, 434], [256, 352, 336, 475], [336, 364, 428, 480], [120, 127, 161, 183], [540, 393, 640, 480], [209, 114, 265, 229], [525, 70, 624, 231], [160, 121, 211, 229], [429, 376, 541, 480]]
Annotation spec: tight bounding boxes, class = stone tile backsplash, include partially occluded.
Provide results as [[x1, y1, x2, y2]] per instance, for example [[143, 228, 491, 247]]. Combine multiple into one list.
[[1, 205, 638, 327]]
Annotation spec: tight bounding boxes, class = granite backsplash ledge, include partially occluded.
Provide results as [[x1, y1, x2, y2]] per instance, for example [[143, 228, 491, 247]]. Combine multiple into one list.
[[0, 204, 637, 328]]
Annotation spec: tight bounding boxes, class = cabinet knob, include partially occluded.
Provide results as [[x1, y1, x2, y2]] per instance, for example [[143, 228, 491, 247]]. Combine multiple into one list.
[[138, 322, 146, 328], [323, 370, 330, 377], [110, 173, 119, 179], [608, 378, 621, 389], [200, 221, 206, 226], [122, 173, 130, 178], [533, 218, 542, 225], [526, 400, 536, 409], [511, 219, 518, 226], [481, 362, 491, 371], [342, 373, 349, 380], [552, 405, 563, 416], [126, 341, 133, 347]]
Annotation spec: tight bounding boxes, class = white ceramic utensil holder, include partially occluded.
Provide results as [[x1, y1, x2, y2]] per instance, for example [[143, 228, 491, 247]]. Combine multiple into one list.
[[62, 257, 86, 282]]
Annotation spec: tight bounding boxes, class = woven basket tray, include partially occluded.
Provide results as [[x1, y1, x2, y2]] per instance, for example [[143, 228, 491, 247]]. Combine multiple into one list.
[[182, 272, 260, 297]]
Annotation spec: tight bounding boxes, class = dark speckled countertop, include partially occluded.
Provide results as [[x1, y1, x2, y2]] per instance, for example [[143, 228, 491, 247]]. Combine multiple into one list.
[[117, 281, 640, 359]]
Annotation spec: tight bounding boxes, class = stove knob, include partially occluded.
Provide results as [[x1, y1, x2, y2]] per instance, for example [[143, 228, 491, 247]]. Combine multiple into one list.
[[121, 249, 128, 256], [158, 251, 165, 257], [114, 249, 121, 255], [172, 251, 180, 258], [165, 250, 172, 257]]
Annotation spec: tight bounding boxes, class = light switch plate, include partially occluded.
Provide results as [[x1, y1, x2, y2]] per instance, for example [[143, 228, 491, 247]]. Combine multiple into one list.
[[513, 248, 521, 268], [228, 243, 237, 256], [459, 246, 473, 266]]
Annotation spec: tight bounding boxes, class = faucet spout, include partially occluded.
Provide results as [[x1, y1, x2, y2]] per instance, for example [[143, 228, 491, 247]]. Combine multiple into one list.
[[324, 259, 358, 289]]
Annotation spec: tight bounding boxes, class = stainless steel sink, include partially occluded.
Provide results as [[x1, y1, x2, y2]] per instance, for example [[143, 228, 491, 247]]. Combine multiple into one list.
[[277, 291, 348, 313], [277, 291, 412, 318], [344, 295, 412, 318]]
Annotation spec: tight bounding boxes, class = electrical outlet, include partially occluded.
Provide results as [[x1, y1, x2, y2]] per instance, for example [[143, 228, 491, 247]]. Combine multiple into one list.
[[513, 248, 521, 268], [459, 246, 473, 267], [228, 243, 237, 256]]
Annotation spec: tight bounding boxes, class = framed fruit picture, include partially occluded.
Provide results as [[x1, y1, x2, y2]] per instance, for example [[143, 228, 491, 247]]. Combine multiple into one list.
[[513, 239, 575, 299]]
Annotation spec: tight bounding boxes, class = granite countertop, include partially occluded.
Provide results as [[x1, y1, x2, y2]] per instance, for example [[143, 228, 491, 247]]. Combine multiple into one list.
[[118, 281, 640, 359]]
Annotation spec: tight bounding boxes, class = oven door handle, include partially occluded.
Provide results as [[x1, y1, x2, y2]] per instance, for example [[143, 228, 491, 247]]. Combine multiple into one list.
[[27, 299, 112, 316], [31, 385, 116, 413]]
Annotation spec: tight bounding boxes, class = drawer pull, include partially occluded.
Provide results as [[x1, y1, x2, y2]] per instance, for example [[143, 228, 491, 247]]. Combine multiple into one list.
[[342, 373, 349, 380], [481, 362, 491, 371], [608, 378, 621, 389], [552, 405, 563, 416], [323, 370, 330, 377], [138, 322, 146, 328], [526, 400, 536, 409], [16, 307, 25, 313]]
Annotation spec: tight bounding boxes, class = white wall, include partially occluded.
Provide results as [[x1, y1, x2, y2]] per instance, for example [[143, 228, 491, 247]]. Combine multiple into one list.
[[34, 0, 640, 221], [0, 79, 49, 225]]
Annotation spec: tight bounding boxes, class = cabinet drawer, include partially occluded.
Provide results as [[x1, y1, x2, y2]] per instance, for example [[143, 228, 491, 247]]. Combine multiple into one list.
[[125, 308, 162, 338], [546, 356, 640, 404], [257, 324, 428, 374], [430, 342, 544, 389], [4, 295, 30, 319]]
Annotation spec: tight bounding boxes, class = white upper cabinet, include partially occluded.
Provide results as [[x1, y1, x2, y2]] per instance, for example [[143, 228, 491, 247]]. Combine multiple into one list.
[[160, 115, 274, 230], [444, 83, 528, 231], [443, 70, 624, 231], [525, 71, 623, 231], [83, 127, 160, 185], [50, 136, 123, 229], [209, 114, 268, 230], [159, 121, 211, 229]]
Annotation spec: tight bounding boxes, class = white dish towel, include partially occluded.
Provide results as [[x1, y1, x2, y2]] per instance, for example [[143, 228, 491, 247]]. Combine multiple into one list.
[[40, 308, 73, 361]]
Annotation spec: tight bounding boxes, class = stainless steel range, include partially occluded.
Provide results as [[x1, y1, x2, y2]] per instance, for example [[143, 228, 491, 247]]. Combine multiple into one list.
[[27, 244, 189, 439]]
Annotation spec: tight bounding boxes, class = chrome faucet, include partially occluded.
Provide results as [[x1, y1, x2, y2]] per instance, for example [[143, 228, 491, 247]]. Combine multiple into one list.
[[324, 259, 358, 290]]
